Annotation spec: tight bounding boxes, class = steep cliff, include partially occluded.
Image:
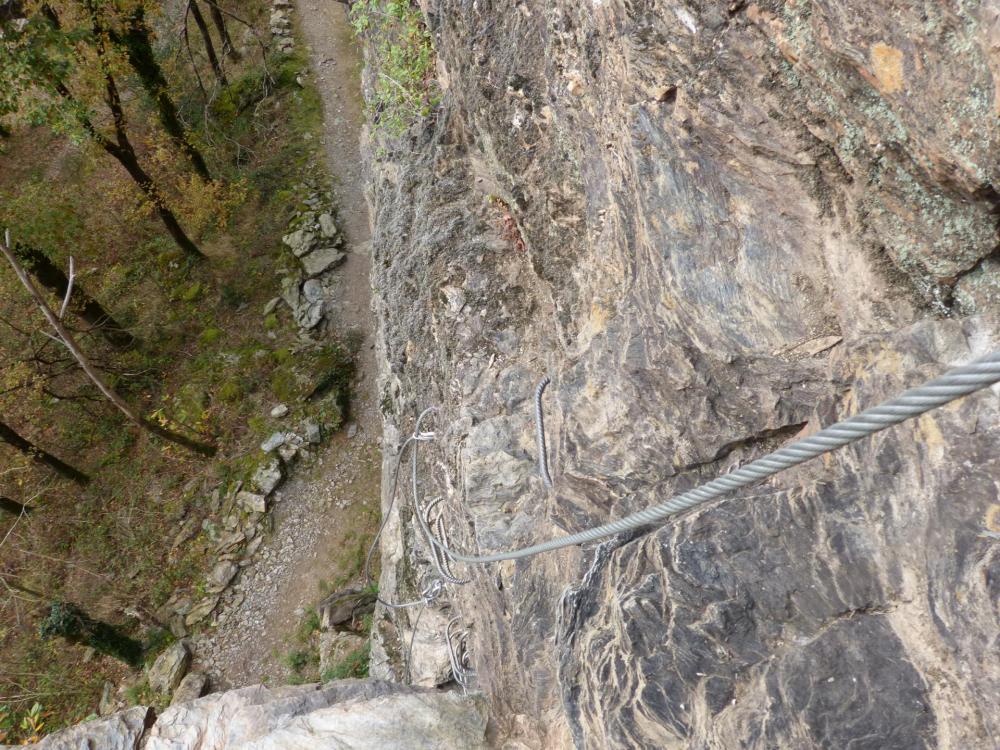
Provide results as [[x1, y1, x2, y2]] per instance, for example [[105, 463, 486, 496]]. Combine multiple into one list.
[[366, 2, 1000, 748]]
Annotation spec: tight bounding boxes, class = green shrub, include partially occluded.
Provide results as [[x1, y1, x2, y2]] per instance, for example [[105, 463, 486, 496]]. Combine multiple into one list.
[[321, 642, 370, 682], [350, 0, 440, 134]]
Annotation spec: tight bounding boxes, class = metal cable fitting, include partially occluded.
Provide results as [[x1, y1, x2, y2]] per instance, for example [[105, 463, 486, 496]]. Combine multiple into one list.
[[535, 376, 554, 488], [446, 617, 475, 693]]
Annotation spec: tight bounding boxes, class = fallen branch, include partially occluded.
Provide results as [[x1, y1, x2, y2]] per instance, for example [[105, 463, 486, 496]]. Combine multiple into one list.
[[1, 230, 217, 457]]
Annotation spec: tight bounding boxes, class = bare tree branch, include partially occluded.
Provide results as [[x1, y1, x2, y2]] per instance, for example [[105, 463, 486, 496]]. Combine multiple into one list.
[[57, 256, 74, 320], [1, 230, 217, 456]]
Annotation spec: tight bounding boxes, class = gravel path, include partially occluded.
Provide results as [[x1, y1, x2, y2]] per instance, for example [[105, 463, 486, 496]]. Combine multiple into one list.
[[193, 0, 380, 689]]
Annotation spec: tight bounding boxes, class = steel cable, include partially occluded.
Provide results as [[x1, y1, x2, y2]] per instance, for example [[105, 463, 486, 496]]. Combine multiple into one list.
[[412, 351, 1000, 564]]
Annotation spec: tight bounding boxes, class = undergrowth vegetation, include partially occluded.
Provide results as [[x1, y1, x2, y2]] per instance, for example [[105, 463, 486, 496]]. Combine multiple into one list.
[[0, 1, 361, 740], [350, 0, 440, 135]]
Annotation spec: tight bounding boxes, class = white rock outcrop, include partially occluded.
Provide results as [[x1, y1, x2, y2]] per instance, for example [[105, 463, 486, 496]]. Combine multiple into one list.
[[14, 680, 488, 750]]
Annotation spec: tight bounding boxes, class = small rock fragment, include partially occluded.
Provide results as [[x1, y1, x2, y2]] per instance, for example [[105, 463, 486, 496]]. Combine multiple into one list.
[[270, 404, 289, 418]]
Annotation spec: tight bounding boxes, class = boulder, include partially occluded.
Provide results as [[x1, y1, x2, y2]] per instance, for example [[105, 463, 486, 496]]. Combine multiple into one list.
[[281, 229, 317, 258], [207, 560, 238, 592], [317, 212, 338, 238], [302, 419, 322, 444], [170, 672, 208, 706], [318, 588, 376, 630], [185, 596, 220, 627], [251, 459, 283, 496], [148, 641, 191, 695], [301, 247, 345, 277]]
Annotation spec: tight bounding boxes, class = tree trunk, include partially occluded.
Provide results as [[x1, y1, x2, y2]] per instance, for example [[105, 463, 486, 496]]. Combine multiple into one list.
[[68, 3, 205, 260], [0, 496, 31, 516], [13, 243, 135, 349], [207, 1, 240, 61], [0, 420, 90, 485], [117, 11, 212, 181], [189, 0, 228, 87], [105, 139, 205, 260], [0, 238, 217, 457]]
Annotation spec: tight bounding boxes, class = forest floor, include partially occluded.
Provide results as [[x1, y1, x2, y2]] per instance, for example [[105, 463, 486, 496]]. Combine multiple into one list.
[[191, 0, 381, 688]]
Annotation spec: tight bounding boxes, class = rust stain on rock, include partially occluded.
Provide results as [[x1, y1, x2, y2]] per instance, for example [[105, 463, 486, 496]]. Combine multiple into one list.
[[870, 42, 905, 93]]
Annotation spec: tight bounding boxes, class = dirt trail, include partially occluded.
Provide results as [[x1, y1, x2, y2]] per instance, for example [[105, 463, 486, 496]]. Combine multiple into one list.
[[193, 1, 380, 688]]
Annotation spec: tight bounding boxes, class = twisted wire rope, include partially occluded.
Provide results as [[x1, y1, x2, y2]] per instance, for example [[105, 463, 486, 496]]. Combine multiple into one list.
[[412, 352, 1000, 564]]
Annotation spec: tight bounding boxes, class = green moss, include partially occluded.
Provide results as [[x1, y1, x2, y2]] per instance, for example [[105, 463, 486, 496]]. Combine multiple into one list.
[[198, 327, 223, 346], [218, 379, 244, 403], [270, 367, 301, 402], [180, 282, 203, 302]]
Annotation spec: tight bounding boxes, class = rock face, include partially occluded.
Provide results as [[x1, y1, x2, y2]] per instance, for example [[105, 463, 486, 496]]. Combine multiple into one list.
[[16, 682, 487, 750], [24, 706, 152, 750], [363, 2, 1000, 748]]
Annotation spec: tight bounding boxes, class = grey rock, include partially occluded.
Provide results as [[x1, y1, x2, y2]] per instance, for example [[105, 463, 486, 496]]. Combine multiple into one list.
[[170, 672, 208, 706], [148, 641, 191, 694], [318, 588, 376, 630], [282, 229, 316, 258], [302, 247, 346, 277], [291, 279, 326, 328], [318, 212, 338, 238], [185, 596, 220, 627], [301, 278, 324, 302], [260, 431, 287, 452], [263, 297, 281, 315], [208, 560, 238, 591], [277, 443, 299, 464], [214, 529, 245, 554], [280, 275, 302, 310], [270, 404, 289, 419], [251, 459, 284, 495], [98, 680, 117, 716], [243, 535, 264, 560], [294, 299, 324, 329], [303, 419, 322, 444], [235, 490, 267, 513]]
